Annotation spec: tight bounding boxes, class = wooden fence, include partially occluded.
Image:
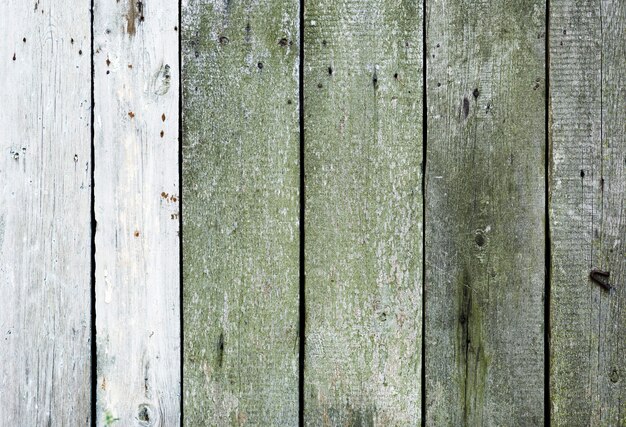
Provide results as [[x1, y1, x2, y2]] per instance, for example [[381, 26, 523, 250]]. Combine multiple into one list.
[[0, 0, 623, 425]]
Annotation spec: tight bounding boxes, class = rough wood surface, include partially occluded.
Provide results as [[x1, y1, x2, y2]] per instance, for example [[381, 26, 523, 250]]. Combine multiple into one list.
[[425, 0, 546, 424], [549, 1, 625, 424], [0, 1, 92, 424], [303, 0, 423, 423], [182, 0, 300, 424], [93, 0, 181, 424]]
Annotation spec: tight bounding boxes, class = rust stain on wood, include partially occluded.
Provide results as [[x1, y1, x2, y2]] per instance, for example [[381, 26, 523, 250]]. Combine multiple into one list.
[[125, 0, 144, 36]]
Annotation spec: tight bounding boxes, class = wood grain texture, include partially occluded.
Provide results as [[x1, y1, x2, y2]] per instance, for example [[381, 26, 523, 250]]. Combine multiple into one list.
[[549, 0, 625, 424], [425, 0, 545, 424], [0, 1, 92, 424], [182, 0, 300, 424], [303, 0, 423, 423], [93, 0, 181, 424]]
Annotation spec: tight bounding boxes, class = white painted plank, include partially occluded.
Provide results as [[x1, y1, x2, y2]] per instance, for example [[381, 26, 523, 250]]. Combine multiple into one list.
[[93, 0, 180, 424], [0, 1, 92, 424]]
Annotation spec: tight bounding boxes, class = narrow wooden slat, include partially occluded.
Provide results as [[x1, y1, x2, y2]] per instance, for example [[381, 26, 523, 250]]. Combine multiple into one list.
[[93, 0, 181, 424], [303, 0, 423, 423], [549, 1, 625, 424], [425, 0, 545, 424], [0, 1, 92, 424], [182, 0, 300, 423]]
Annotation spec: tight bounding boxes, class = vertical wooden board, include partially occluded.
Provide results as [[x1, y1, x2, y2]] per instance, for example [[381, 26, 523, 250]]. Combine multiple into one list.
[[304, 0, 423, 423], [0, 1, 92, 425], [549, 1, 625, 424], [94, 0, 181, 424], [425, 0, 545, 425], [182, 0, 300, 424]]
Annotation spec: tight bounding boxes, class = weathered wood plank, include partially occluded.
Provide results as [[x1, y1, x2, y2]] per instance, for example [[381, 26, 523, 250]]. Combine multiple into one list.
[[93, 0, 181, 424], [182, 0, 300, 424], [549, 1, 625, 424], [425, 0, 546, 424], [0, 1, 92, 424], [303, 0, 423, 423]]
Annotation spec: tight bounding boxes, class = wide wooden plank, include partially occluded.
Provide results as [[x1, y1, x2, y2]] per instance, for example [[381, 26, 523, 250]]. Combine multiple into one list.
[[93, 0, 181, 424], [0, 1, 92, 424], [303, 0, 423, 423], [182, 0, 300, 423], [549, 1, 625, 424], [425, 0, 545, 424]]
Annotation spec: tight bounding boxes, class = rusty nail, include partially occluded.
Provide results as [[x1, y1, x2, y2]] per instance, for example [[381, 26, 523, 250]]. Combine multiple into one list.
[[590, 269, 613, 292]]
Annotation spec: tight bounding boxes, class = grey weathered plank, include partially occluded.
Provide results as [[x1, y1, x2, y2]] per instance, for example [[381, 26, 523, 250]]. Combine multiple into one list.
[[182, 0, 300, 424], [549, 1, 625, 424], [0, 1, 92, 424], [303, 0, 423, 423], [425, 0, 546, 424], [93, 0, 181, 424]]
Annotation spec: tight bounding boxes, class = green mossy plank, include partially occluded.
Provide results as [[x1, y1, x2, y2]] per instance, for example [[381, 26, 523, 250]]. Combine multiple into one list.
[[182, 0, 300, 424], [549, 1, 625, 425], [425, 0, 546, 425], [303, 0, 424, 424]]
